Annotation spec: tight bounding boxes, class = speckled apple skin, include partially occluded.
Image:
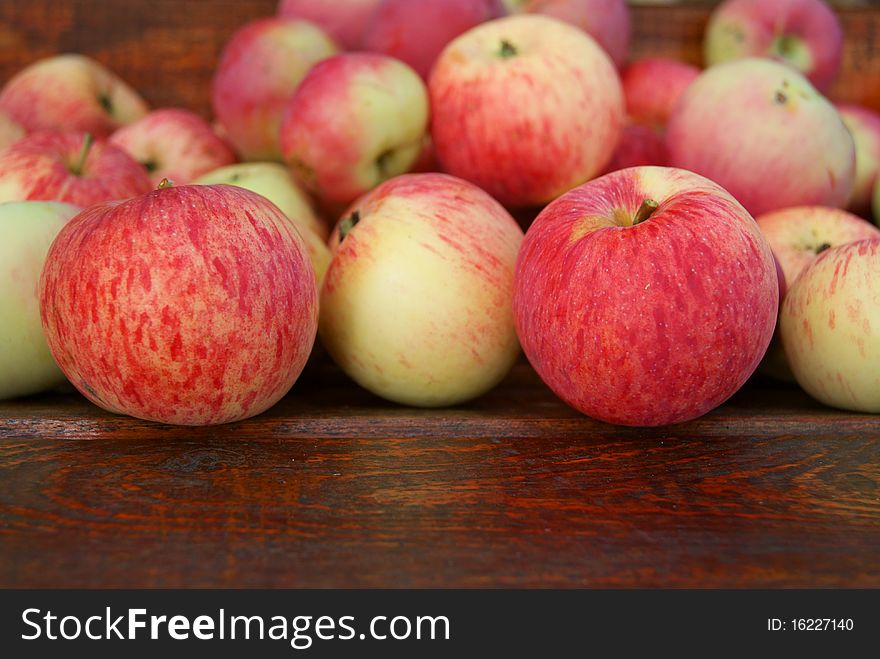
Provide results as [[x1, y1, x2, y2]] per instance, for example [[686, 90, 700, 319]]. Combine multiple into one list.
[[39, 184, 318, 425], [429, 14, 624, 208], [0, 131, 152, 206], [836, 103, 880, 216], [514, 166, 778, 427], [319, 173, 523, 407], [667, 58, 854, 217], [780, 238, 880, 412]]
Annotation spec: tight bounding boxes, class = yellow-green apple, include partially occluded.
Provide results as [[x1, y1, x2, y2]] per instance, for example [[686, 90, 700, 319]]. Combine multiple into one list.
[[280, 53, 429, 208], [779, 238, 880, 412], [277, 0, 382, 50], [704, 0, 843, 92], [430, 14, 624, 207], [362, 0, 505, 79], [194, 161, 327, 240], [0, 201, 79, 400], [0, 54, 148, 137], [756, 205, 880, 380], [836, 103, 880, 217], [212, 17, 338, 161], [0, 131, 152, 206], [0, 109, 25, 150], [109, 108, 237, 186], [520, 0, 630, 69], [39, 184, 318, 425], [621, 57, 700, 128], [319, 173, 523, 407], [667, 58, 854, 217], [514, 166, 778, 427]]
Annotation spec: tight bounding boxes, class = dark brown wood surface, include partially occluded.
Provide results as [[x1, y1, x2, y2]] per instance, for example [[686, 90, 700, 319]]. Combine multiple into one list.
[[1, 1, 879, 588]]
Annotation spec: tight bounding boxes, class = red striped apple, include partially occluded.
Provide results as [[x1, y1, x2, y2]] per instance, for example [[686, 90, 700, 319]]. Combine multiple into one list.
[[621, 57, 700, 128], [277, 0, 382, 50], [212, 17, 338, 161], [430, 14, 624, 207], [0, 54, 148, 137], [0, 201, 79, 400], [704, 0, 843, 92], [280, 53, 429, 208], [836, 103, 880, 217], [39, 184, 318, 425], [514, 166, 778, 427], [109, 108, 237, 186], [319, 173, 523, 406], [667, 58, 854, 216], [780, 238, 880, 412], [0, 131, 152, 206]]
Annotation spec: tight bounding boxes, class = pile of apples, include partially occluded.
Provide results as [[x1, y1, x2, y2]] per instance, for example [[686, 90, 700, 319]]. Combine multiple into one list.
[[1, 0, 878, 427]]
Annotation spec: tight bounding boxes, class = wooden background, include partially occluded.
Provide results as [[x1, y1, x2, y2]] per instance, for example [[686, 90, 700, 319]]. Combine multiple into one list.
[[0, 1, 879, 588]]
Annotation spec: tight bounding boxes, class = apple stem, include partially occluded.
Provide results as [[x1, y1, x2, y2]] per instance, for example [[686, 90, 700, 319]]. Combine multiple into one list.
[[339, 210, 361, 242], [816, 242, 831, 255], [632, 198, 659, 225], [157, 178, 174, 190], [499, 39, 517, 58], [71, 133, 93, 176]]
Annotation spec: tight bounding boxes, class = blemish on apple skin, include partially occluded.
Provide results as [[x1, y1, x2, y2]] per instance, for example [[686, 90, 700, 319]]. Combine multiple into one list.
[[828, 309, 836, 330]]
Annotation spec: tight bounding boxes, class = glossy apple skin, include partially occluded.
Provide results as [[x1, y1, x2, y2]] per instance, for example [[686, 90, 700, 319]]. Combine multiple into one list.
[[756, 206, 880, 381], [109, 108, 237, 186], [363, 0, 505, 79], [667, 58, 855, 217], [0, 201, 80, 400], [430, 14, 623, 208], [524, 0, 630, 69], [621, 57, 700, 127], [0, 131, 152, 206], [0, 109, 25, 150], [39, 184, 318, 425], [514, 166, 778, 427], [0, 54, 148, 137], [836, 103, 880, 217], [212, 17, 338, 161], [280, 53, 429, 208], [780, 238, 880, 412], [704, 0, 843, 92], [277, 0, 382, 50], [319, 173, 523, 407]]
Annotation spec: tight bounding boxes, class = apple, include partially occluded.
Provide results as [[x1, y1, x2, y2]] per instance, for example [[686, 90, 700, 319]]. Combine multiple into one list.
[[621, 57, 700, 128], [429, 14, 624, 208], [319, 172, 523, 407], [0, 109, 25, 150], [39, 184, 318, 425], [779, 238, 880, 412], [280, 53, 429, 208], [602, 123, 668, 174], [704, 0, 843, 92], [0, 201, 80, 400], [277, 0, 382, 50], [667, 58, 855, 217], [0, 54, 148, 137], [109, 108, 237, 186], [836, 103, 880, 217], [520, 0, 630, 69], [755, 205, 880, 380], [513, 166, 778, 427], [362, 0, 505, 79], [212, 17, 338, 162], [194, 162, 327, 240], [0, 131, 152, 206]]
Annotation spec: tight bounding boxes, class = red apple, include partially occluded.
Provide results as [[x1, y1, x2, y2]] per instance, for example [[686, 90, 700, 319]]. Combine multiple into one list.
[[363, 0, 505, 79], [522, 0, 630, 69], [835, 103, 880, 217], [212, 17, 338, 161], [514, 166, 778, 426], [704, 0, 843, 92], [430, 14, 624, 207], [0, 131, 152, 207], [667, 58, 855, 217], [602, 123, 668, 174], [39, 184, 318, 426], [0, 54, 148, 137], [277, 0, 383, 50], [0, 109, 25, 150], [621, 57, 700, 127], [109, 108, 237, 186]]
